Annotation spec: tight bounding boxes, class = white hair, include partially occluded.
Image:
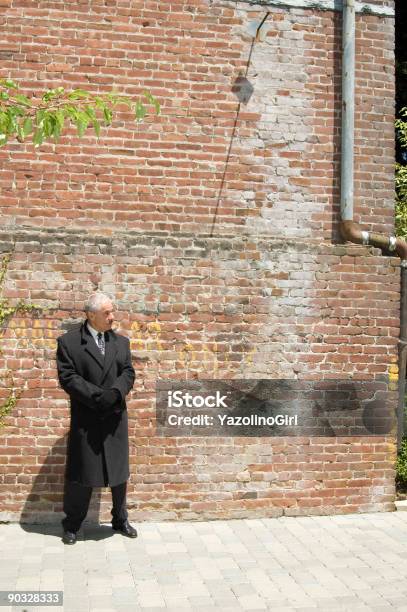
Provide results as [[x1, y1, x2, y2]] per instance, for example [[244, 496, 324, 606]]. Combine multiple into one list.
[[84, 292, 113, 313]]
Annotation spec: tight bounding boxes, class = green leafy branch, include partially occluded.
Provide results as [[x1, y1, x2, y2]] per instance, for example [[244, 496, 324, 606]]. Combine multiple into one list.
[[396, 107, 407, 240], [0, 78, 160, 147], [0, 252, 42, 428], [0, 375, 20, 429], [0, 254, 40, 327], [397, 432, 407, 491], [396, 107, 407, 150]]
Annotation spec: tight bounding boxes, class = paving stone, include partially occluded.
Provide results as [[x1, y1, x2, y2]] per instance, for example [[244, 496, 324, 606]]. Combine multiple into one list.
[[112, 587, 139, 604], [237, 594, 268, 610], [191, 607, 232, 612], [137, 597, 166, 608], [156, 573, 180, 585], [231, 583, 258, 597], [188, 595, 216, 606], [163, 595, 192, 608], [63, 604, 90, 612], [204, 580, 235, 597], [111, 575, 135, 588], [88, 595, 115, 607], [211, 595, 240, 607]]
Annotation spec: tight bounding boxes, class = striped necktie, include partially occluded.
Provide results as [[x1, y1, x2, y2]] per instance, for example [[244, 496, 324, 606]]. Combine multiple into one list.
[[97, 332, 105, 356]]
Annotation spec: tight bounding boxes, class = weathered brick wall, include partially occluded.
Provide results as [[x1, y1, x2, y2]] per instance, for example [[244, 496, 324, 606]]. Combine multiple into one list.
[[0, 0, 398, 521], [0, 229, 399, 521], [0, 0, 395, 237]]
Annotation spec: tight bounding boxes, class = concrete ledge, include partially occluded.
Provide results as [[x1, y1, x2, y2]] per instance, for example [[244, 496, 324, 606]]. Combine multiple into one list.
[[396, 499, 407, 511], [216, 0, 395, 18]]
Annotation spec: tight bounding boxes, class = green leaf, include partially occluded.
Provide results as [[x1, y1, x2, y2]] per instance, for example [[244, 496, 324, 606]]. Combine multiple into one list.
[[68, 89, 90, 100], [9, 104, 25, 117], [94, 97, 106, 111], [13, 93, 31, 107], [4, 79, 17, 89], [16, 124, 25, 142], [103, 106, 112, 125], [105, 91, 123, 106], [33, 128, 44, 147], [135, 101, 146, 122], [74, 111, 89, 136], [42, 89, 57, 103], [55, 109, 65, 129], [83, 107, 100, 137], [76, 121, 87, 137], [50, 113, 60, 139], [64, 105, 79, 122], [36, 108, 46, 127], [0, 92, 9, 101], [84, 106, 96, 120], [22, 117, 32, 137], [6, 109, 18, 133], [143, 91, 160, 115], [41, 87, 65, 103], [92, 118, 101, 138], [42, 112, 55, 138]]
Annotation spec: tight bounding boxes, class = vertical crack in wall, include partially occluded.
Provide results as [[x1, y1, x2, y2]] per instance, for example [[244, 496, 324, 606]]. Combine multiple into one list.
[[210, 12, 270, 236]]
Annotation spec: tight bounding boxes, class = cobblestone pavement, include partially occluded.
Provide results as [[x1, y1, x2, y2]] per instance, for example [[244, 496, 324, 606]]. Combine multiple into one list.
[[0, 511, 407, 611]]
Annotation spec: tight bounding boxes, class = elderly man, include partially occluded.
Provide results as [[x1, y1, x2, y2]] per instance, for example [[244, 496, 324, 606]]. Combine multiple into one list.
[[56, 292, 137, 544]]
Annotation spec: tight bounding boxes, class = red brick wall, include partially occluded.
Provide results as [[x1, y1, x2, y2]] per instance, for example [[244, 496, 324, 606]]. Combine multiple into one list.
[[0, 0, 398, 521], [0, 1, 395, 236]]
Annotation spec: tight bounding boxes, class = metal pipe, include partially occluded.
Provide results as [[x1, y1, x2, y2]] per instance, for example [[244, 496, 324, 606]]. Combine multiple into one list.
[[340, 220, 407, 258], [340, 0, 355, 222], [338, 0, 407, 448]]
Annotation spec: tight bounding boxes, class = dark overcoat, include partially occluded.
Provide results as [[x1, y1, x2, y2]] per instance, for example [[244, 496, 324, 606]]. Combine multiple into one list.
[[56, 322, 135, 487]]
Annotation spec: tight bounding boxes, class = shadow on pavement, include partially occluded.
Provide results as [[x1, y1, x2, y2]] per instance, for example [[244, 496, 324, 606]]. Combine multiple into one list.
[[19, 434, 103, 539]]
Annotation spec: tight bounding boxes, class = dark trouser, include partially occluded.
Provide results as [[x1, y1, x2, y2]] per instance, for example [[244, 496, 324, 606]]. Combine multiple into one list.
[[62, 480, 128, 533]]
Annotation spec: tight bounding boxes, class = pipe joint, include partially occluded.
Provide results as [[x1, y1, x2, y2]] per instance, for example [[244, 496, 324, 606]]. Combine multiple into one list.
[[389, 236, 397, 252], [361, 231, 369, 245]]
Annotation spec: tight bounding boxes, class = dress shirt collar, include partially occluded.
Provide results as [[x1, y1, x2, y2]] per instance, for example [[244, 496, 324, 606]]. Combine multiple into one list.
[[86, 321, 103, 342]]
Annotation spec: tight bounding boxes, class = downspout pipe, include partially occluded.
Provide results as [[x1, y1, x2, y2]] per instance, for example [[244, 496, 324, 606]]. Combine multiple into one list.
[[340, 0, 355, 225], [338, 0, 407, 448]]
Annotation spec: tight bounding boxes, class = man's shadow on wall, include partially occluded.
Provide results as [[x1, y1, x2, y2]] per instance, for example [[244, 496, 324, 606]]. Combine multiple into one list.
[[19, 435, 112, 541]]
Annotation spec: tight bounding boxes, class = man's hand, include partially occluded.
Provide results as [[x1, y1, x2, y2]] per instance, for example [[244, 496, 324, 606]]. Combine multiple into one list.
[[100, 389, 121, 409], [97, 389, 122, 417]]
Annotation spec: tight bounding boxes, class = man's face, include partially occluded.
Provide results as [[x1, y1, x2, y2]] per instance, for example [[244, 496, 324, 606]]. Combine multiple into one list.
[[87, 301, 115, 332]]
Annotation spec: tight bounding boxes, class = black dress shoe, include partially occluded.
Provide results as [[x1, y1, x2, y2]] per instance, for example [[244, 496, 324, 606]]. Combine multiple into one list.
[[112, 520, 138, 538], [62, 530, 77, 545]]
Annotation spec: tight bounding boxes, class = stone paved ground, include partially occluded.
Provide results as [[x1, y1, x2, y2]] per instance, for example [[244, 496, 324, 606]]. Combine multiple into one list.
[[0, 511, 407, 611]]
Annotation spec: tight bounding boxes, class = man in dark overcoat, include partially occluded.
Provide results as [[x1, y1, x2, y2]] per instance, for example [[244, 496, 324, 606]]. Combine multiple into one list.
[[56, 292, 137, 544]]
